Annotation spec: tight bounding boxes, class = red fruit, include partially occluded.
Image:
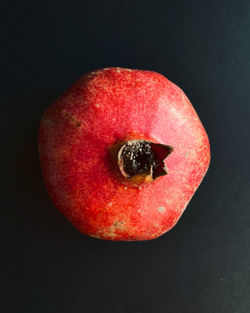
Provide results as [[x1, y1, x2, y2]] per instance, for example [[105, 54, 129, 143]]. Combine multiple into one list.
[[38, 67, 210, 241]]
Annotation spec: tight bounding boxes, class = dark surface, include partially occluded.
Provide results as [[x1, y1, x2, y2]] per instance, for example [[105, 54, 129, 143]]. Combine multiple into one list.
[[1, 1, 250, 312]]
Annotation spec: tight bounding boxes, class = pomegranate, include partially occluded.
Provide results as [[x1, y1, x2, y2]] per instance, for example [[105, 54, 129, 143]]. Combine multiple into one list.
[[38, 67, 210, 241]]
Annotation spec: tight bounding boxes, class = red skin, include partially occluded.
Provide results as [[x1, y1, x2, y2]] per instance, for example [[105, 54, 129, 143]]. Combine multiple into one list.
[[38, 67, 210, 241]]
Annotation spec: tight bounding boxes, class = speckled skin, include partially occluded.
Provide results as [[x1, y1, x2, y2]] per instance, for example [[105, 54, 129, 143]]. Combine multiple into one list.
[[38, 67, 210, 241]]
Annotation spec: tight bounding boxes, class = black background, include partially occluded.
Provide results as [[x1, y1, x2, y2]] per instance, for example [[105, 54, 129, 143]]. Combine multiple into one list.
[[2, 1, 250, 312]]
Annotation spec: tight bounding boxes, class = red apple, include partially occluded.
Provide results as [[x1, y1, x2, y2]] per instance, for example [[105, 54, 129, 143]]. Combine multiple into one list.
[[38, 67, 210, 241]]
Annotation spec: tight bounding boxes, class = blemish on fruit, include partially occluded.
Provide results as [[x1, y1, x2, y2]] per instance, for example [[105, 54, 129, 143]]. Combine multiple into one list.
[[61, 110, 81, 128], [109, 221, 125, 235], [42, 118, 55, 126], [113, 221, 124, 228], [158, 206, 166, 213]]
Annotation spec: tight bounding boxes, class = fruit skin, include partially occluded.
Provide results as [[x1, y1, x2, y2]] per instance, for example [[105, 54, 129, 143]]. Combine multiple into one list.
[[38, 67, 210, 241]]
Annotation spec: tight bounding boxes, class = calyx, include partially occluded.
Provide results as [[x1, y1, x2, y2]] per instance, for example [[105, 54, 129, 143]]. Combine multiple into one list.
[[117, 139, 174, 186]]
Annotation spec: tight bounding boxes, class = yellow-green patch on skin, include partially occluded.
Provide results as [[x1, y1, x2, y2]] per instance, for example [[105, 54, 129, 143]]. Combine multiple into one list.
[[158, 206, 166, 213]]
